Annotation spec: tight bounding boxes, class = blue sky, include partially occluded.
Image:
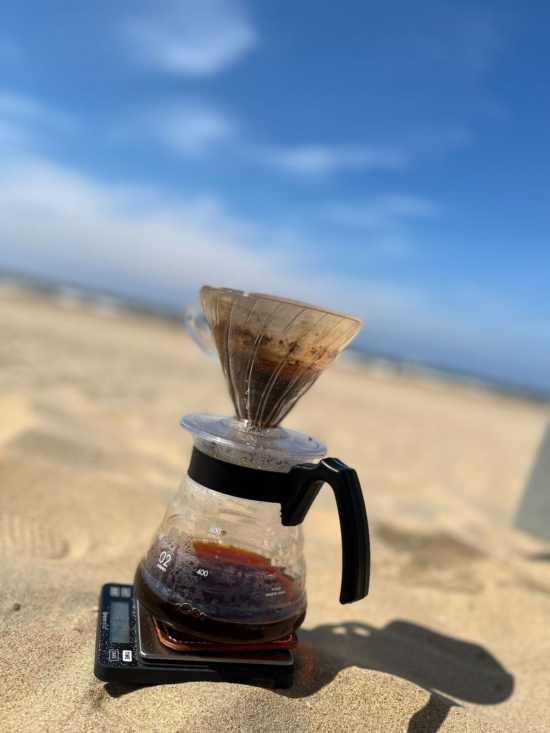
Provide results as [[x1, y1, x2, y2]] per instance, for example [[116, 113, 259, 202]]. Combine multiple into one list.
[[0, 0, 548, 392]]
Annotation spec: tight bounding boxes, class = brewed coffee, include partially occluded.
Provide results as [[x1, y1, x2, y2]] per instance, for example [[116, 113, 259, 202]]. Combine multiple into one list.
[[134, 538, 306, 644]]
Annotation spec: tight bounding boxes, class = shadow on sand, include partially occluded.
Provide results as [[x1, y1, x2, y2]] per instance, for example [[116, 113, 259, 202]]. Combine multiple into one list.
[[287, 620, 513, 732], [104, 619, 513, 733]]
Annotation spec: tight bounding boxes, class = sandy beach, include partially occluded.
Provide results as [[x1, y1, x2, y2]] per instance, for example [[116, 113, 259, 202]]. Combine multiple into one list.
[[1, 288, 549, 733]]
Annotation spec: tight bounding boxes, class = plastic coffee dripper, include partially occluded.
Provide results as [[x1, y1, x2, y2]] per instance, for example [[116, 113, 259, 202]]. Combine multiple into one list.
[[190, 286, 361, 428]]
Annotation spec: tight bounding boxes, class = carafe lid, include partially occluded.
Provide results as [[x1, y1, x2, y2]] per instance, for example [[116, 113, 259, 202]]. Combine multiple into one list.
[[181, 413, 326, 473]]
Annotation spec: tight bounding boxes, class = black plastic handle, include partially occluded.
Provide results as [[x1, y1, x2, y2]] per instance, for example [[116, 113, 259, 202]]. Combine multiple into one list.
[[281, 458, 370, 604]]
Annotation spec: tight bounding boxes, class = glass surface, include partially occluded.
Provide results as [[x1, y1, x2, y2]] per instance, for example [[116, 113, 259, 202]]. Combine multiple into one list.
[[110, 600, 130, 643], [134, 472, 307, 644]]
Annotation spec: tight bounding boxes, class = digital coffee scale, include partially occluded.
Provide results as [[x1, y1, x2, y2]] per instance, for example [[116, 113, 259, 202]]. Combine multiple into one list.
[[94, 584, 295, 688]]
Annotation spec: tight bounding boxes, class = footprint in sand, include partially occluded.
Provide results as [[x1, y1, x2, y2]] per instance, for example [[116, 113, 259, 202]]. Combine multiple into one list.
[[0, 512, 70, 560]]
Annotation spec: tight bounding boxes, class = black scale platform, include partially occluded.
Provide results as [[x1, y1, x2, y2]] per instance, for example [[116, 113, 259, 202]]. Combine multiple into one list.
[[94, 583, 295, 688]]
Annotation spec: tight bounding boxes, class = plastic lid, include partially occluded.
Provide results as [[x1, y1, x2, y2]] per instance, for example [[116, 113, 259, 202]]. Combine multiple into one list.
[[181, 413, 326, 473]]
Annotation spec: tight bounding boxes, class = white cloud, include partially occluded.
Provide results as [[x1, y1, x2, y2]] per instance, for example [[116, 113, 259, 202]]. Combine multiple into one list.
[[415, 125, 474, 155], [125, 0, 258, 76], [326, 195, 440, 230], [251, 145, 408, 176], [0, 91, 78, 151], [324, 195, 440, 259], [0, 156, 270, 295], [0, 153, 453, 357], [150, 103, 235, 156], [0, 91, 77, 133], [0, 120, 29, 147], [109, 101, 236, 157], [0, 154, 547, 390], [0, 154, 425, 323]]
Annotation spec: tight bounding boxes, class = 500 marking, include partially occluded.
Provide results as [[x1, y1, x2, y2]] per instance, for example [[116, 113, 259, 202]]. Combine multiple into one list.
[[156, 550, 172, 573]]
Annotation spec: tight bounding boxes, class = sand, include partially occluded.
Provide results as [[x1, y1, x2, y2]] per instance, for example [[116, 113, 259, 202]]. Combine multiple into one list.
[[1, 288, 549, 733]]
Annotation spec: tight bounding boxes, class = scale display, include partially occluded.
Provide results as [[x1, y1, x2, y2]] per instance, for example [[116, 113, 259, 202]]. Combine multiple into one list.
[[110, 600, 131, 643]]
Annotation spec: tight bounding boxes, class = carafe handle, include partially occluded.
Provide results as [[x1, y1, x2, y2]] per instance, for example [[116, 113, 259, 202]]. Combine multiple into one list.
[[282, 459, 370, 604]]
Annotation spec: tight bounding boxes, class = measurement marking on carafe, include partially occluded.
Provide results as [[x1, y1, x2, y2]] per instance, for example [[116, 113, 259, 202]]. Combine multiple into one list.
[[156, 551, 172, 573], [265, 584, 286, 597], [208, 527, 226, 537], [196, 568, 209, 577]]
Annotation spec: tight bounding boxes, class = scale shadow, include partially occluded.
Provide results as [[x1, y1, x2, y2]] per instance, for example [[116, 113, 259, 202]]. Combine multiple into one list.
[[280, 620, 514, 733]]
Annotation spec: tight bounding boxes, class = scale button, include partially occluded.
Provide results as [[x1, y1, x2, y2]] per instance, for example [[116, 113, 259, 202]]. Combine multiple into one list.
[[121, 588, 132, 598], [109, 586, 120, 597], [122, 650, 132, 662], [108, 649, 119, 662]]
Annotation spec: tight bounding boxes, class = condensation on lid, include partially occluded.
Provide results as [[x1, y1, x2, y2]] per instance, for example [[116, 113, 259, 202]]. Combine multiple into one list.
[[181, 413, 326, 473]]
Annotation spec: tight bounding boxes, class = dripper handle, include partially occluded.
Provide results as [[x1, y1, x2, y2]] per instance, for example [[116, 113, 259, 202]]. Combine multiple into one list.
[[282, 459, 370, 604], [184, 302, 219, 361]]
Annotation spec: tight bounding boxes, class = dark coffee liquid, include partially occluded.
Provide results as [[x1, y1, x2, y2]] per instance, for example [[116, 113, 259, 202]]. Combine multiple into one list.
[[134, 541, 306, 644], [209, 318, 323, 427]]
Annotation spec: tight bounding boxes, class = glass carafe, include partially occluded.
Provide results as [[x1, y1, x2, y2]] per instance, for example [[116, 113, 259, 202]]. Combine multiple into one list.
[[134, 287, 370, 645], [134, 432, 318, 644]]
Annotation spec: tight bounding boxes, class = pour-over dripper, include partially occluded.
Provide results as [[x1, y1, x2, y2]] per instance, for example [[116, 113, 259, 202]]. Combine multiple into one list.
[[199, 286, 361, 429]]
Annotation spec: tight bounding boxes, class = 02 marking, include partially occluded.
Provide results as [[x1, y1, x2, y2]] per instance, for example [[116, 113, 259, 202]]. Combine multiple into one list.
[[156, 550, 172, 573]]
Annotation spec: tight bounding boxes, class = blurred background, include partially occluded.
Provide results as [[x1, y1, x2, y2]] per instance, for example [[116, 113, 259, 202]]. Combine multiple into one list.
[[0, 0, 548, 395]]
